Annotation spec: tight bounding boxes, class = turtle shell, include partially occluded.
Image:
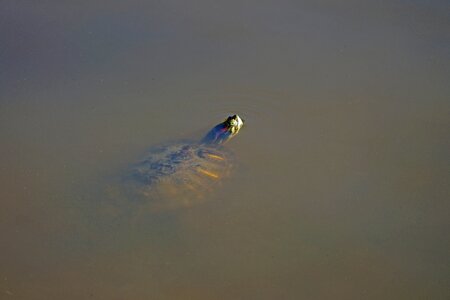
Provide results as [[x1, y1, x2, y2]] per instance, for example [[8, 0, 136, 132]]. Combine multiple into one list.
[[120, 141, 235, 212]]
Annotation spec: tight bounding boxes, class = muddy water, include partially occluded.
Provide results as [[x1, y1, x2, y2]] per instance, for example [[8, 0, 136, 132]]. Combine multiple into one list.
[[1, 1, 449, 299]]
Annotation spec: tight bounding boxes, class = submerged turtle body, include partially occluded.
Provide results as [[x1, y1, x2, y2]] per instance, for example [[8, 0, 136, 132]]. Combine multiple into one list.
[[121, 115, 244, 212]]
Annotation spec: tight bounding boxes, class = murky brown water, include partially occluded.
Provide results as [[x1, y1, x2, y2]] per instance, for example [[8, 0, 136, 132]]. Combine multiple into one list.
[[1, 1, 449, 299]]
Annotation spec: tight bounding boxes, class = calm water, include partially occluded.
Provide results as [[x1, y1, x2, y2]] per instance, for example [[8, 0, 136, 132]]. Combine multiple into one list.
[[1, 1, 449, 299]]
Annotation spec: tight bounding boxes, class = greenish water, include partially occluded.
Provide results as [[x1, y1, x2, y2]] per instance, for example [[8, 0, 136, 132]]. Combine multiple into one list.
[[1, 1, 449, 299]]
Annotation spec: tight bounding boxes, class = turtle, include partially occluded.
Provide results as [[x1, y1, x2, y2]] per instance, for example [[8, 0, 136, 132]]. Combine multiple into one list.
[[118, 114, 244, 213]]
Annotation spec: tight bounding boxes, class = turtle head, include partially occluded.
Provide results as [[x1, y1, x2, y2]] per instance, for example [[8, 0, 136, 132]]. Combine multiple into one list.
[[202, 114, 244, 145]]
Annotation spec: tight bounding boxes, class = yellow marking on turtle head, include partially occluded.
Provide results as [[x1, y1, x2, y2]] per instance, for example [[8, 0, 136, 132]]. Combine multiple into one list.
[[197, 168, 220, 179], [206, 153, 224, 160]]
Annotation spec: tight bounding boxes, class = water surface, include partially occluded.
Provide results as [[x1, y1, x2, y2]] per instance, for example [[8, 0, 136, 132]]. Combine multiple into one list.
[[1, 1, 449, 299]]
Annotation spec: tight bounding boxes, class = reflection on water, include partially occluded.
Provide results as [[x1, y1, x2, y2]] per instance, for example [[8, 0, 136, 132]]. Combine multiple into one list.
[[1, 1, 449, 299]]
